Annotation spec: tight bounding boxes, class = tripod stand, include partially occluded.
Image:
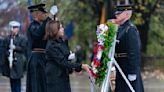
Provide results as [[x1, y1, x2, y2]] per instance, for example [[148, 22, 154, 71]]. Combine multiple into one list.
[[100, 34, 135, 92]]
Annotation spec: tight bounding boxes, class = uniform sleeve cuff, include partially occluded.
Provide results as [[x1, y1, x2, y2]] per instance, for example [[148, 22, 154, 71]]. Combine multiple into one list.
[[75, 64, 82, 72]]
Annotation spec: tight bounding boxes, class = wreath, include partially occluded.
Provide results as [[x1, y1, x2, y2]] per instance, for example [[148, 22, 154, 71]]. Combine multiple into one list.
[[91, 20, 117, 86]]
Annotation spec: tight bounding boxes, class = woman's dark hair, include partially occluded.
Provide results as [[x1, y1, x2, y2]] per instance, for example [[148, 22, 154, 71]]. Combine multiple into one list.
[[44, 20, 60, 40]]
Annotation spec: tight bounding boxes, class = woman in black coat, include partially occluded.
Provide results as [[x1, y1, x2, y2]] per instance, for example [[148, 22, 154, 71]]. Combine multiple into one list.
[[44, 20, 90, 92]]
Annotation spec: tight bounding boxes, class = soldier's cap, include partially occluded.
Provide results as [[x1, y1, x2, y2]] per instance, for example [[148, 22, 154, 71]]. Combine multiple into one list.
[[115, 4, 133, 14], [28, 3, 47, 13], [9, 21, 20, 27]]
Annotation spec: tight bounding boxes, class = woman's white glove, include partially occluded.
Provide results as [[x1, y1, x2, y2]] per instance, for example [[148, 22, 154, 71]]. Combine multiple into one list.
[[9, 44, 16, 50], [68, 51, 75, 60], [128, 74, 137, 81]]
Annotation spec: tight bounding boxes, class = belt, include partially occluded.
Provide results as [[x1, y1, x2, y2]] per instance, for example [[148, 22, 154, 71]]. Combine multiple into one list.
[[115, 53, 127, 58], [32, 48, 45, 52]]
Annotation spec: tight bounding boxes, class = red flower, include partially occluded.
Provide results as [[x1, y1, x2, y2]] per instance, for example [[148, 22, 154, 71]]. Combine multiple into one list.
[[99, 45, 104, 50], [94, 74, 98, 79], [105, 23, 108, 27], [93, 44, 99, 54], [93, 58, 97, 62], [93, 60, 101, 67], [90, 69, 98, 79]]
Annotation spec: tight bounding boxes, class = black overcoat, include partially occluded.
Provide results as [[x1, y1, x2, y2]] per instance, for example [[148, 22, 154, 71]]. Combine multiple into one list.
[[45, 38, 82, 92], [2, 34, 26, 79], [115, 20, 144, 92], [0, 37, 4, 73]]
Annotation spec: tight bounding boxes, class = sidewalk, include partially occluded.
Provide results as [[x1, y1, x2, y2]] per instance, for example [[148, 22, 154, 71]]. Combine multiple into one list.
[[0, 72, 164, 92]]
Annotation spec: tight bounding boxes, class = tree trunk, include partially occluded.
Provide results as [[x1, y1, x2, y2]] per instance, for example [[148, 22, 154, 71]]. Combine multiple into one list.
[[137, 20, 149, 53], [137, 12, 151, 53]]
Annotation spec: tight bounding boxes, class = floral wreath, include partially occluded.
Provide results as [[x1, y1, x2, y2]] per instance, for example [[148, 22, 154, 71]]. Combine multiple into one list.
[[91, 20, 117, 86]]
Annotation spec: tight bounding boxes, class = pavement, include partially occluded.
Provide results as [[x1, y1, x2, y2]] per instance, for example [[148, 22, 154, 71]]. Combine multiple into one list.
[[0, 72, 164, 92]]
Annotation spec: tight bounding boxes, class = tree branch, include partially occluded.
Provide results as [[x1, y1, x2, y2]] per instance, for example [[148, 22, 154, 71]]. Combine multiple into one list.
[[149, 0, 160, 15], [133, 0, 139, 4], [142, 0, 145, 5], [80, 0, 102, 18]]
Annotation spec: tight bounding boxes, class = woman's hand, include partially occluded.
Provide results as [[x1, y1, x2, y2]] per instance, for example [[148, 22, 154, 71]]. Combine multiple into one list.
[[82, 64, 91, 74]]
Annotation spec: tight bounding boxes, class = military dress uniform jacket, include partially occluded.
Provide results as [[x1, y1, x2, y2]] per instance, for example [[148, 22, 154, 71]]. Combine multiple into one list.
[[2, 34, 27, 79], [115, 20, 144, 92], [45, 38, 82, 92], [26, 17, 51, 92], [26, 18, 50, 58]]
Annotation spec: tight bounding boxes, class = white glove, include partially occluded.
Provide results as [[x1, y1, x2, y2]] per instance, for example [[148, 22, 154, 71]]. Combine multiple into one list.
[[68, 51, 75, 60], [50, 5, 58, 16], [9, 44, 16, 50], [128, 74, 137, 81]]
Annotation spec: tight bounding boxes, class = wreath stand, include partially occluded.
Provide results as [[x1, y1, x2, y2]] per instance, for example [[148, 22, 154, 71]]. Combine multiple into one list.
[[100, 33, 135, 92]]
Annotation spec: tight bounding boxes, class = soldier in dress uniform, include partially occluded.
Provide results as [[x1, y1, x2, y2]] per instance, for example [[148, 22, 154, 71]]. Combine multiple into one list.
[[26, 3, 51, 92], [0, 32, 5, 74], [2, 21, 27, 92], [111, 3, 144, 92]]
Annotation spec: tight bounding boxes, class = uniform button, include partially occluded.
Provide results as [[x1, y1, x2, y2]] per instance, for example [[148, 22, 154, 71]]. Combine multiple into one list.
[[14, 58, 17, 60]]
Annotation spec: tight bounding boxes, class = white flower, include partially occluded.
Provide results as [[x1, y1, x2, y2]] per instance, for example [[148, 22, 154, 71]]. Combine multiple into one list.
[[91, 62, 94, 66], [93, 67, 98, 74], [104, 26, 108, 31], [92, 64, 97, 68], [98, 37, 105, 42], [99, 24, 108, 32], [97, 49, 103, 60]]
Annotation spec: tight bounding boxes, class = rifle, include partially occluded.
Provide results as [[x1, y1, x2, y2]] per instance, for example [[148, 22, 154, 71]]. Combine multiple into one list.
[[8, 37, 14, 69]]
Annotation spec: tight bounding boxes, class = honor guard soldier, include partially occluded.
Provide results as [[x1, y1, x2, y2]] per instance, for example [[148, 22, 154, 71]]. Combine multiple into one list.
[[2, 21, 27, 92], [26, 3, 51, 92], [0, 32, 5, 73], [112, 3, 144, 92]]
